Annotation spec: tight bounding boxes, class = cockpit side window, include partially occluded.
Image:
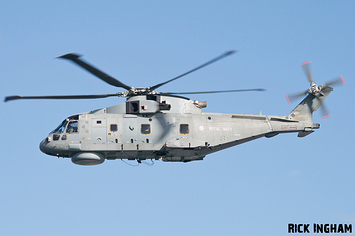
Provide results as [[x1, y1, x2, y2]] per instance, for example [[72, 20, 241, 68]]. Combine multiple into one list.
[[66, 121, 78, 133]]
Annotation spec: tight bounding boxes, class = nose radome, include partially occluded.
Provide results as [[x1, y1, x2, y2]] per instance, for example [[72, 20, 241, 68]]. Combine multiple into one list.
[[39, 138, 51, 154], [39, 139, 46, 153]]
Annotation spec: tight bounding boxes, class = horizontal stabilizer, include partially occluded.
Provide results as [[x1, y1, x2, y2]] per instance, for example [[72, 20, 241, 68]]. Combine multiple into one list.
[[298, 131, 314, 137]]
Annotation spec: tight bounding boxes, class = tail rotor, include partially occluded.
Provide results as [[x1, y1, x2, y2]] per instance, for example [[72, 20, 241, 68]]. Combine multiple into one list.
[[286, 61, 344, 118]]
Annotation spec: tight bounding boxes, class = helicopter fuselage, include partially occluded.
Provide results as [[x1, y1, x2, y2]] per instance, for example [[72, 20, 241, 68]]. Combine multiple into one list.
[[39, 93, 323, 165]]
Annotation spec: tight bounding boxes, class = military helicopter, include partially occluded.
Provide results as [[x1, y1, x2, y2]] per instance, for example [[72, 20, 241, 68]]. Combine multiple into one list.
[[5, 51, 344, 165]]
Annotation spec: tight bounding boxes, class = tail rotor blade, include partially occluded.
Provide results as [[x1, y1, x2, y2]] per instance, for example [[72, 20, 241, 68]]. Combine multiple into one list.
[[324, 75, 345, 87], [313, 97, 331, 118], [285, 90, 308, 103], [301, 61, 314, 84], [319, 101, 331, 119]]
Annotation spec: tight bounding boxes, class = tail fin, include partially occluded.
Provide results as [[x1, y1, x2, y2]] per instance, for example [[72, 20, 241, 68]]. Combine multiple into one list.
[[287, 87, 333, 122]]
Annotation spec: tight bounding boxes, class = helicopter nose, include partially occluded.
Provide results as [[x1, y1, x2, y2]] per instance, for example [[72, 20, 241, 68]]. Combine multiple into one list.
[[39, 138, 53, 155]]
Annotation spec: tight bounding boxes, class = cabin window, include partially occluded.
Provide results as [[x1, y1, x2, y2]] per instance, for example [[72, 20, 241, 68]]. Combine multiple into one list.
[[141, 124, 151, 135], [110, 124, 118, 132], [180, 124, 189, 135]]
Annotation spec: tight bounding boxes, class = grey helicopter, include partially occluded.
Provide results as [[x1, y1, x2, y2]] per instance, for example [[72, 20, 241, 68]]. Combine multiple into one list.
[[5, 51, 344, 165]]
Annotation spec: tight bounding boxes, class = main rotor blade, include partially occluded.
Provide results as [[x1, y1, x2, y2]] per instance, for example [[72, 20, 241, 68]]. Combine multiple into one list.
[[58, 53, 132, 91], [148, 50, 237, 91], [4, 93, 121, 102], [160, 88, 265, 95], [301, 61, 314, 84]]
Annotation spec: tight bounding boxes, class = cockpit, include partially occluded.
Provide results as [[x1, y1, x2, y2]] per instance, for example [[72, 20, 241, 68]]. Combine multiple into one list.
[[51, 115, 79, 134], [40, 114, 80, 157]]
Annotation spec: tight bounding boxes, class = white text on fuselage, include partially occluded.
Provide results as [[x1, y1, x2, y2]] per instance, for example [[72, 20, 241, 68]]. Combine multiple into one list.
[[208, 127, 233, 132]]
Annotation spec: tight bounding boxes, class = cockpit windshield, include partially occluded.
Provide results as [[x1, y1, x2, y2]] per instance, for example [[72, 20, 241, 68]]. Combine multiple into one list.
[[51, 115, 79, 134], [51, 119, 68, 133]]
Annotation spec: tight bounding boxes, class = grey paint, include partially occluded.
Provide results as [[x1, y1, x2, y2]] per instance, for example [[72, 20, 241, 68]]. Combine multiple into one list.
[[39, 89, 331, 165]]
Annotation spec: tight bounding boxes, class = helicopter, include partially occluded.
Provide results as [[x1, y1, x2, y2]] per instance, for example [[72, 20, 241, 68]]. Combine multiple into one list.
[[4, 51, 344, 165]]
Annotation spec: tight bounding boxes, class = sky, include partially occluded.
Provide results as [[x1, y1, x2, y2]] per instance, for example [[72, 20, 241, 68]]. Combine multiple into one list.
[[1, 1, 354, 235]]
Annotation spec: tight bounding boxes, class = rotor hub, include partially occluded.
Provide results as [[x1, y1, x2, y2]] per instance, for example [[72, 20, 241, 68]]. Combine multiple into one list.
[[309, 84, 322, 96]]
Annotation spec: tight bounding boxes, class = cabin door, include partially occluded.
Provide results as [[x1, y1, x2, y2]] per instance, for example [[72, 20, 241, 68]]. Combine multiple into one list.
[[91, 118, 107, 144]]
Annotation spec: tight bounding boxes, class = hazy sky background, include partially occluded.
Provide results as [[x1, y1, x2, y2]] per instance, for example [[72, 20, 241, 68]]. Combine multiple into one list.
[[1, 1, 354, 235]]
